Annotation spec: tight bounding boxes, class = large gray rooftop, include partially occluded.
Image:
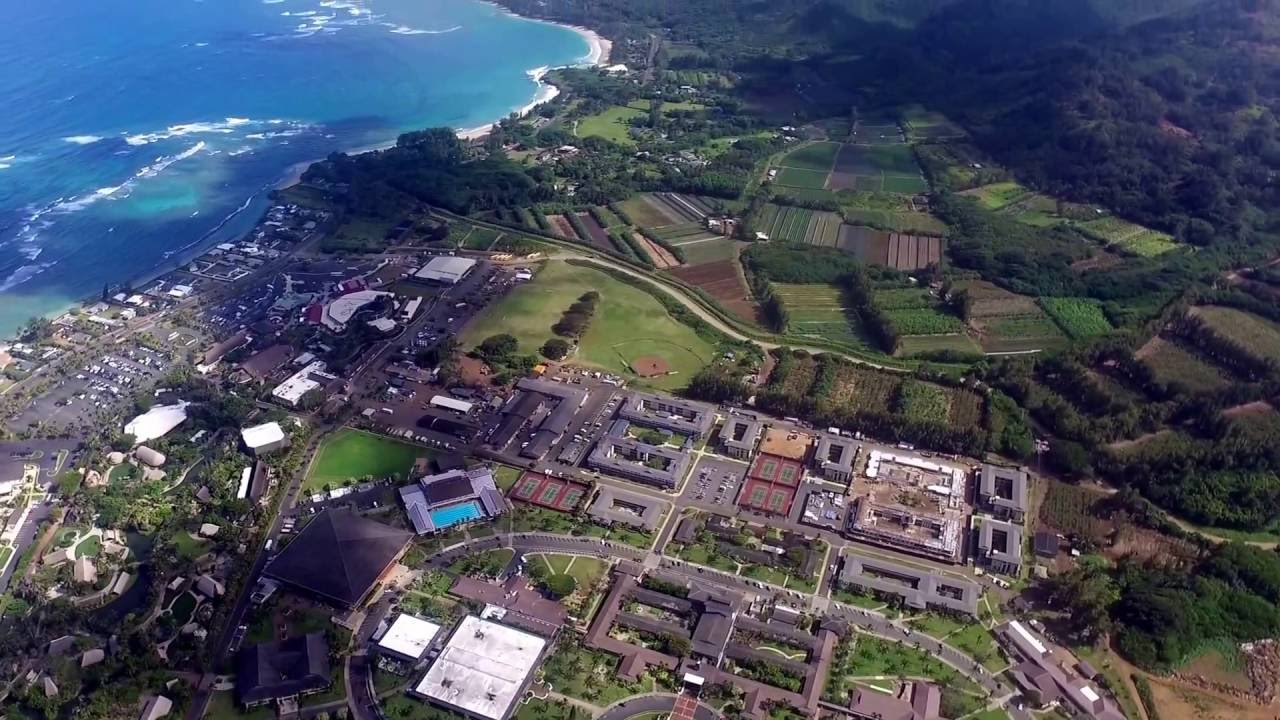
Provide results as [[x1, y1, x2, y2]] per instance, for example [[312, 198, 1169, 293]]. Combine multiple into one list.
[[837, 550, 980, 616], [618, 392, 715, 438]]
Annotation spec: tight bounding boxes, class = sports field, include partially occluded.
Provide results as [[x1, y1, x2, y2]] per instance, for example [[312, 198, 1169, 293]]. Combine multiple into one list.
[[460, 260, 715, 390], [305, 428, 425, 492]]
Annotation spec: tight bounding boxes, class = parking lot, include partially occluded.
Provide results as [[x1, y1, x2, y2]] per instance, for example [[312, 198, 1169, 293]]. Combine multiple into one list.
[[9, 345, 171, 434], [680, 455, 747, 510]]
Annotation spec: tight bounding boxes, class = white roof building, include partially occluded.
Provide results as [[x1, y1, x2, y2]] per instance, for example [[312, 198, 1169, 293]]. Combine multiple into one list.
[[368, 317, 397, 333], [377, 614, 443, 662], [242, 422, 285, 450], [412, 616, 546, 720], [413, 257, 477, 285], [323, 290, 392, 331], [429, 396, 474, 414], [124, 402, 189, 443], [272, 361, 335, 407]]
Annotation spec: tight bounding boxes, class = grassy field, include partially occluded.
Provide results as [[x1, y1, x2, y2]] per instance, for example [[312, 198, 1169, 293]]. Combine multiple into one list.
[[1192, 305, 1280, 361], [773, 283, 871, 347], [577, 100, 707, 145], [305, 428, 426, 492], [460, 260, 715, 390], [774, 167, 830, 189], [895, 334, 982, 356]]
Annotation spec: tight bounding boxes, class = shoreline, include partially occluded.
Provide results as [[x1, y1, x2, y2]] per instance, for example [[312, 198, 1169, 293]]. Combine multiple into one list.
[[277, 12, 610, 189], [23, 4, 614, 340]]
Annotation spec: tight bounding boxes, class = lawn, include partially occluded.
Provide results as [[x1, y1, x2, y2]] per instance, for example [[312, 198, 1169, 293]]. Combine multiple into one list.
[[459, 260, 716, 390], [494, 464, 523, 491], [305, 428, 426, 492], [515, 698, 576, 720], [74, 534, 102, 559], [963, 182, 1030, 210], [527, 553, 610, 590], [170, 530, 207, 560], [205, 691, 273, 720], [576, 105, 645, 145]]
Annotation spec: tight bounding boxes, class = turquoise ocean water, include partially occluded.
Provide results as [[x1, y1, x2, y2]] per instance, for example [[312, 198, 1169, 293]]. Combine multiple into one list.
[[0, 0, 587, 336]]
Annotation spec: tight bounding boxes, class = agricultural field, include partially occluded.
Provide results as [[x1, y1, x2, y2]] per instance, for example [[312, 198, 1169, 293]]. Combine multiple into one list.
[[305, 428, 425, 492], [1135, 337, 1230, 393], [777, 141, 841, 173], [772, 283, 870, 347], [776, 354, 981, 426], [1190, 305, 1280, 362], [677, 237, 737, 266], [1078, 216, 1179, 256], [900, 106, 964, 140], [884, 308, 965, 335], [828, 144, 927, 193], [952, 280, 1068, 353], [835, 225, 942, 270], [894, 334, 982, 356], [849, 122, 905, 146], [774, 167, 830, 189], [838, 191, 948, 235], [894, 380, 951, 420], [545, 214, 580, 241], [1039, 297, 1113, 339], [575, 212, 611, 249], [961, 181, 1030, 210], [1039, 479, 1112, 543], [671, 258, 761, 325], [757, 204, 841, 246], [460, 260, 716, 390]]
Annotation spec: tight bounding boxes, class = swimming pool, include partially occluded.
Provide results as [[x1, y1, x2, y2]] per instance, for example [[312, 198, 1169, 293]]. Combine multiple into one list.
[[430, 500, 483, 529]]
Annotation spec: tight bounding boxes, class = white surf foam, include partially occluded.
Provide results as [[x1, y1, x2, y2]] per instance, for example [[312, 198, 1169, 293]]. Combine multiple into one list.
[[63, 135, 104, 145]]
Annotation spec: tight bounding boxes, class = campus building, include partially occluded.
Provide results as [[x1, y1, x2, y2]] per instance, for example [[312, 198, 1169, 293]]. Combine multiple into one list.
[[718, 416, 762, 459], [398, 467, 506, 535], [977, 464, 1029, 523], [837, 551, 980, 616], [999, 621, 1125, 720], [235, 634, 331, 708], [976, 517, 1023, 576], [487, 377, 587, 460], [263, 509, 411, 608], [411, 616, 547, 720], [241, 422, 288, 456], [813, 432, 858, 483], [588, 485, 666, 531], [375, 614, 443, 663], [271, 361, 338, 408], [413, 256, 477, 285], [618, 392, 715, 439], [587, 424, 691, 489]]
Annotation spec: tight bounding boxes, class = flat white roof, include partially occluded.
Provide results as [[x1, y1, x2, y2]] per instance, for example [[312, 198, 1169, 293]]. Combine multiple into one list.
[[1009, 620, 1048, 656], [430, 395, 474, 413], [241, 422, 285, 449], [325, 290, 392, 330], [378, 614, 442, 660], [124, 402, 189, 443], [414, 616, 545, 720], [272, 361, 332, 405], [414, 256, 476, 284]]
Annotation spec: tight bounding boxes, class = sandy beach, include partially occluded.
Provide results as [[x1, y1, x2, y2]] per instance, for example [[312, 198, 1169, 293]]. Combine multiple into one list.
[[277, 9, 611, 187]]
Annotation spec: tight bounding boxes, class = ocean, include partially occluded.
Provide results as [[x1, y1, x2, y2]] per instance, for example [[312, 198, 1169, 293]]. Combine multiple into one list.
[[0, 0, 588, 337]]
